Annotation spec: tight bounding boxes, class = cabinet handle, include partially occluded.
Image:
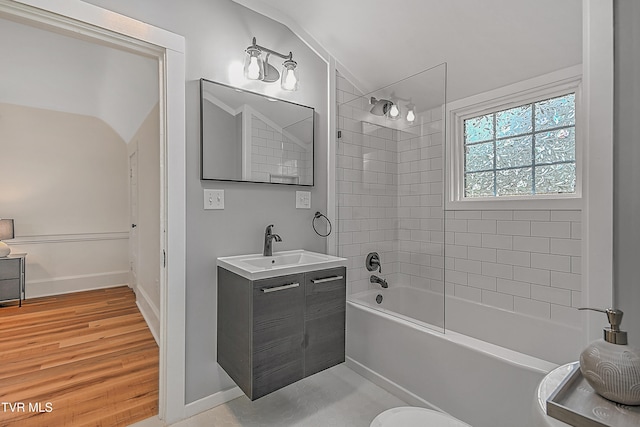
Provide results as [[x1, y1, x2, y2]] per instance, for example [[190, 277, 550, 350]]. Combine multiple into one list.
[[311, 275, 344, 284], [261, 282, 299, 293]]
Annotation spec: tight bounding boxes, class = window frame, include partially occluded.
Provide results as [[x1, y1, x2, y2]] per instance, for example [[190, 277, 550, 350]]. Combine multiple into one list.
[[446, 66, 583, 210]]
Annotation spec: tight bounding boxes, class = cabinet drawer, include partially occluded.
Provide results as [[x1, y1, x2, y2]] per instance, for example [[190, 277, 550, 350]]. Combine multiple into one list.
[[0, 258, 20, 280], [0, 279, 21, 301]]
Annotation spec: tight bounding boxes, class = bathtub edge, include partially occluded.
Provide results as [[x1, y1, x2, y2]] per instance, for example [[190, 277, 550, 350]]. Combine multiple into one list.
[[345, 357, 445, 413]]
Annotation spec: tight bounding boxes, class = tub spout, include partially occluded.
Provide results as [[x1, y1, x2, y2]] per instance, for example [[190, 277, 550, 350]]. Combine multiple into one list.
[[370, 275, 388, 288]]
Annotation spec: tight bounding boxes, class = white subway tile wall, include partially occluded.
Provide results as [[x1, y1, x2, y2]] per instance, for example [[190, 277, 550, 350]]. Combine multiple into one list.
[[336, 72, 444, 300], [251, 117, 312, 184], [447, 210, 582, 327], [336, 77, 399, 294], [335, 72, 582, 329]]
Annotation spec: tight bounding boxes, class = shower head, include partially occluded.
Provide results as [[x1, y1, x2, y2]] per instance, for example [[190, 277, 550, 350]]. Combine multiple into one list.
[[369, 97, 394, 116]]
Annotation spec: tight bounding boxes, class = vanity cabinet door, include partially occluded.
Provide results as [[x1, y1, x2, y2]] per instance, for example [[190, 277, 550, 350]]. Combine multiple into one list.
[[304, 267, 346, 377], [252, 273, 305, 399]]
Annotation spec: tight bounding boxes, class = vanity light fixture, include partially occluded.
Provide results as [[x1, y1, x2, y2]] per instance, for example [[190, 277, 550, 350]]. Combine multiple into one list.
[[243, 37, 299, 91], [0, 218, 14, 257], [388, 102, 400, 120], [281, 58, 299, 91], [369, 97, 403, 120], [244, 45, 264, 80], [406, 104, 416, 123], [369, 97, 395, 117]]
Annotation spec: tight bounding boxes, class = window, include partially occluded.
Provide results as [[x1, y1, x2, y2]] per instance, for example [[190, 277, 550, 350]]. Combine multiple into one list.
[[464, 93, 576, 197], [446, 68, 581, 209]]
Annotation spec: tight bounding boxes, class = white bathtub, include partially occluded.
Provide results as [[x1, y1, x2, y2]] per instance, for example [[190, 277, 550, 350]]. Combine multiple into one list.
[[347, 287, 558, 427], [352, 286, 446, 331]]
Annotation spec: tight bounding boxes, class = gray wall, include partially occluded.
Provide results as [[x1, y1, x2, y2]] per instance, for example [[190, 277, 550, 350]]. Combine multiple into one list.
[[202, 100, 242, 180], [82, 0, 329, 403], [614, 0, 640, 346]]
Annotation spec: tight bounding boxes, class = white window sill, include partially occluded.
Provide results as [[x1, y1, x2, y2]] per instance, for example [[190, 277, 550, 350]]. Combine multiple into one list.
[[446, 195, 582, 211]]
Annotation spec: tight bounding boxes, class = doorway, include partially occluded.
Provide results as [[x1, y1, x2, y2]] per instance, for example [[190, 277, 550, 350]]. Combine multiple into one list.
[[0, 0, 186, 423]]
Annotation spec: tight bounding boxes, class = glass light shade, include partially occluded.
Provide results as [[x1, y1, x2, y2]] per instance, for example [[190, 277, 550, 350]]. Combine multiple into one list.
[[244, 47, 264, 81], [281, 59, 299, 91], [388, 102, 400, 119], [406, 107, 416, 123], [0, 219, 14, 240]]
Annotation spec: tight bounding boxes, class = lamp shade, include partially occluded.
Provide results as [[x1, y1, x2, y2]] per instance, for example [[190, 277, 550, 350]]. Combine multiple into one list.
[[280, 59, 299, 91], [0, 219, 14, 240], [406, 106, 416, 123], [244, 46, 264, 81], [0, 219, 13, 257], [388, 102, 400, 119]]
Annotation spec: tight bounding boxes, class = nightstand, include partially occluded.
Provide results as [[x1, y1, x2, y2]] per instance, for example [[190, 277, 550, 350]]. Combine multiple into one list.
[[0, 253, 26, 307]]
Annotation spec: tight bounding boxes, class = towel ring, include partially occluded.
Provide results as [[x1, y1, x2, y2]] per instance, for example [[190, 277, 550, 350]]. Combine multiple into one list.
[[312, 211, 332, 237]]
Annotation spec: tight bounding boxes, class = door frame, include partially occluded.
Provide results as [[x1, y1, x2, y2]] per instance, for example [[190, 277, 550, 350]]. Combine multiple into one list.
[[0, 0, 187, 423], [129, 148, 139, 292]]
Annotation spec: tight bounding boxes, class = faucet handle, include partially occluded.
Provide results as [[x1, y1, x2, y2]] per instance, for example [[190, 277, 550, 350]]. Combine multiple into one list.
[[366, 252, 381, 273]]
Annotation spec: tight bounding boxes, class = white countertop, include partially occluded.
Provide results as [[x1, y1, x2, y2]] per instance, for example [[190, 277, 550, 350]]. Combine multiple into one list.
[[217, 249, 347, 281]]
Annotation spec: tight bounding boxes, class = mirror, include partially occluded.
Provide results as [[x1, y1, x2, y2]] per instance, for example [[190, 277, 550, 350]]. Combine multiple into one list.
[[200, 78, 314, 185]]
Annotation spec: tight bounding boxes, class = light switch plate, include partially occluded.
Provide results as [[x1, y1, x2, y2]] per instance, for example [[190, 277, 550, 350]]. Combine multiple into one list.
[[296, 191, 311, 209], [204, 189, 224, 210]]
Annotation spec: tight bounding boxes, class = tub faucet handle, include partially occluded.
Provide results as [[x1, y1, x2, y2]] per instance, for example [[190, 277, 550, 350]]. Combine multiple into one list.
[[366, 252, 381, 273]]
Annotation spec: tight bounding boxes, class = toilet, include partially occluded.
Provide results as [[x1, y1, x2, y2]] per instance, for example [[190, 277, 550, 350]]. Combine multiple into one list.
[[371, 407, 472, 427]]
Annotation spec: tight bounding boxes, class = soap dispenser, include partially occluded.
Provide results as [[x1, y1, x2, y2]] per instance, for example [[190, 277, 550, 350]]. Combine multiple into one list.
[[578, 307, 640, 405]]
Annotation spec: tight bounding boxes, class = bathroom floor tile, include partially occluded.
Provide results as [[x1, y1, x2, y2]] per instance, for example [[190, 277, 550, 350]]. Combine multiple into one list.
[[132, 364, 407, 427]]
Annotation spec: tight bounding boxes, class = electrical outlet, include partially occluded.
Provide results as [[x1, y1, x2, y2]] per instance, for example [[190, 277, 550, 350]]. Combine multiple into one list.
[[204, 189, 224, 210], [296, 191, 311, 209]]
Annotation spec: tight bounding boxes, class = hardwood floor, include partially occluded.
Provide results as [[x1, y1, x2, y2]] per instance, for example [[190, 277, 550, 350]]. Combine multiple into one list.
[[0, 286, 159, 427]]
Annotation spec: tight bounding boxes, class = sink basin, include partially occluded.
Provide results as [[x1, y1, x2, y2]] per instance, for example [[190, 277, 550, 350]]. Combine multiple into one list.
[[241, 252, 328, 269], [217, 249, 347, 280]]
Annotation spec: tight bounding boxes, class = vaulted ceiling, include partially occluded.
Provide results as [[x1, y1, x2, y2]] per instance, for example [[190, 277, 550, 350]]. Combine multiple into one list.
[[235, 0, 583, 103], [0, 16, 158, 143], [1, 1, 582, 140]]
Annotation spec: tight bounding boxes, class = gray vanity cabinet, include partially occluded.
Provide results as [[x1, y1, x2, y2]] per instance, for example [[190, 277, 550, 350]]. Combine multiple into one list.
[[217, 266, 346, 400]]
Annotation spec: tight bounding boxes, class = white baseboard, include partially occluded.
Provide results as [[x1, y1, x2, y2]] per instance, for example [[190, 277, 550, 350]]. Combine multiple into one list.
[[184, 386, 244, 419], [134, 284, 160, 345], [345, 357, 442, 412], [9, 231, 128, 245], [26, 271, 129, 299]]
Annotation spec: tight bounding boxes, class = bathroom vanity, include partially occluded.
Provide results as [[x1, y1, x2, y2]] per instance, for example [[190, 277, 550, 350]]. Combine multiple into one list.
[[217, 250, 347, 400]]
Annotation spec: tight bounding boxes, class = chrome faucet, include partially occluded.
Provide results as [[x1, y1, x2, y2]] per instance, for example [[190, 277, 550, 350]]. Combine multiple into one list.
[[263, 224, 282, 256], [370, 275, 388, 288]]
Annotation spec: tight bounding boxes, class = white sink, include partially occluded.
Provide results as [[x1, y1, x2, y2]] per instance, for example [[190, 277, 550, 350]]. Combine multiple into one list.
[[217, 249, 347, 281]]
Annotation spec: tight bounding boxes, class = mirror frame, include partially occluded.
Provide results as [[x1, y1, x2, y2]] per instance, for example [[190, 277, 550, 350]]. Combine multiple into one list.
[[199, 78, 315, 186]]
